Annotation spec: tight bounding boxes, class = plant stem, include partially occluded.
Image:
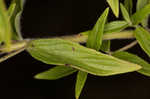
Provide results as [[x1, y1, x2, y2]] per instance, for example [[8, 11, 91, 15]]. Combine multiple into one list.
[[102, 31, 134, 40], [0, 39, 30, 63], [58, 30, 135, 43], [0, 30, 135, 62], [0, 39, 29, 53], [113, 40, 138, 53], [0, 30, 135, 53], [0, 47, 26, 63]]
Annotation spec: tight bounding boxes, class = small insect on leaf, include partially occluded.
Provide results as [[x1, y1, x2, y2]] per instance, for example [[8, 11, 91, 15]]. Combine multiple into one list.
[[72, 47, 75, 51]]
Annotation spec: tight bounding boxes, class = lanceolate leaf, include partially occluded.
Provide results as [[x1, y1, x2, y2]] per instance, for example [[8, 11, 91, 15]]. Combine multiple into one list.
[[120, 3, 132, 25], [134, 26, 150, 57], [75, 71, 88, 99], [124, 0, 133, 15], [8, 3, 16, 19], [140, 15, 149, 28], [136, 0, 150, 27], [79, 9, 109, 99], [9, 0, 26, 40], [107, 0, 119, 17], [35, 66, 77, 80], [104, 21, 128, 33], [136, 0, 149, 11], [78, 9, 109, 99], [131, 4, 150, 25], [80, 21, 128, 36], [87, 8, 109, 50], [112, 51, 150, 76], [27, 38, 141, 76]]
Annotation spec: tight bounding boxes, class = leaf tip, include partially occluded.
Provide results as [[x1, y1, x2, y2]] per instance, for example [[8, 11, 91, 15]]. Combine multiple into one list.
[[136, 65, 142, 70], [75, 96, 79, 99], [115, 13, 119, 18], [34, 74, 42, 79], [107, 0, 119, 18], [106, 7, 110, 12]]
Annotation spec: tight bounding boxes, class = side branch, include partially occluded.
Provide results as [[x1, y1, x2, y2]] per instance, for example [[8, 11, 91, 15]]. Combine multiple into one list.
[[59, 30, 135, 43]]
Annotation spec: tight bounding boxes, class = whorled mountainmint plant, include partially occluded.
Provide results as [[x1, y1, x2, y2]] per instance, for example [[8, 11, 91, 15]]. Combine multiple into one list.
[[0, 0, 150, 99]]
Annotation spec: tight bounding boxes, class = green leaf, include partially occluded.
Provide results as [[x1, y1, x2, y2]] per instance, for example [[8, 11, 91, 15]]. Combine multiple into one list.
[[75, 71, 88, 99], [80, 21, 128, 35], [112, 51, 150, 76], [104, 20, 128, 33], [100, 40, 111, 52], [134, 26, 150, 57], [137, 0, 149, 11], [140, 16, 149, 28], [79, 9, 109, 99], [124, 0, 133, 15], [35, 66, 77, 80], [87, 8, 109, 50], [10, 0, 26, 40], [136, 0, 150, 27], [27, 38, 141, 76], [120, 3, 132, 25], [0, 13, 5, 43], [8, 3, 16, 19], [131, 4, 150, 25], [0, 0, 12, 49], [107, 0, 119, 17]]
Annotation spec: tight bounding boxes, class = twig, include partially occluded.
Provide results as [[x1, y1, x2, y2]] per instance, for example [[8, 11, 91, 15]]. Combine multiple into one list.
[[0, 30, 135, 63], [0, 39, 30, 53], [55, 30, 135, 43], [0, 39, 30, 63], [0, 47, 26, 63], [113, 40, 138, 53]]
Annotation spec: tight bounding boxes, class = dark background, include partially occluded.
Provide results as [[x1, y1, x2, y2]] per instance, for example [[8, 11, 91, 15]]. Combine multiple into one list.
[[1, 0, 150, 99]]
